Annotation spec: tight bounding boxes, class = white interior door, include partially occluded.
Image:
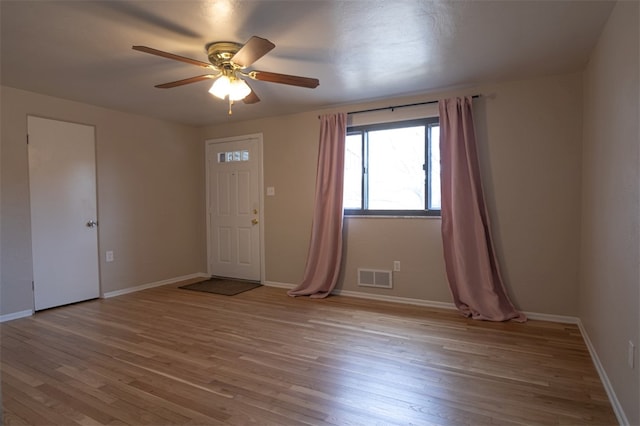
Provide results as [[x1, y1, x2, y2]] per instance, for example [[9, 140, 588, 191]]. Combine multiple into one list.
[[28, 116, 100, 311], [206, 136, 262, 281]]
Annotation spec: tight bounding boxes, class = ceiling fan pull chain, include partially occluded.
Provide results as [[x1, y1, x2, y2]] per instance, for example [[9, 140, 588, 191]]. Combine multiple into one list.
[[228, 97, 233, 115]]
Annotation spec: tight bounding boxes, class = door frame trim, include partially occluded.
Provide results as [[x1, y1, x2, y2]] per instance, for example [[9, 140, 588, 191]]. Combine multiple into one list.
[[204, 133, 264, 282]]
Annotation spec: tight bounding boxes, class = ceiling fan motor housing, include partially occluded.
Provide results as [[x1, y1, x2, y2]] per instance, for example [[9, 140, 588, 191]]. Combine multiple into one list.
[[205, 41, 244, 69]]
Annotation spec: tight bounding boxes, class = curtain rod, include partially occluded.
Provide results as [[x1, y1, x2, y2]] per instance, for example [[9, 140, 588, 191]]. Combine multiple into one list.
[[316, 95, 481, 119], [347, 94, 480, 116]]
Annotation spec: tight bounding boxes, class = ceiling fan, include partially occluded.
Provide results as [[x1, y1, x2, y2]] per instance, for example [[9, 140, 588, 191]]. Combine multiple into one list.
[[132, 36, 319, 114]]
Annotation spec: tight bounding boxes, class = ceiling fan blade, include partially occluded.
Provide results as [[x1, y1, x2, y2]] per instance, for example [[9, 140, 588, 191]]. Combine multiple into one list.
[[155, 74, 218, 88], [243, 89, 260, 104], [231, 36, 275, 68], [249, 70, 319, 89], [132, 45, 214, 69]]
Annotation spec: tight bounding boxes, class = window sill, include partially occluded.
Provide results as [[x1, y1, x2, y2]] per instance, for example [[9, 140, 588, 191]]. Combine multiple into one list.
[[344, 214, 441, 219]]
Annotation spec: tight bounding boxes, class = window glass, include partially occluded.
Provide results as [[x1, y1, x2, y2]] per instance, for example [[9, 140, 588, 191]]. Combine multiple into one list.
[[367, 126, 425, 210], [428, 125, 440, 210], [344, 133, 363, 209], [218, 150, 250, 163]]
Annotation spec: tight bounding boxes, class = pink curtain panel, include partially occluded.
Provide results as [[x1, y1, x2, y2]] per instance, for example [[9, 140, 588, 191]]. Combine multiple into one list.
[[288, 113, 347, 298], [439, 97, 526, 322]]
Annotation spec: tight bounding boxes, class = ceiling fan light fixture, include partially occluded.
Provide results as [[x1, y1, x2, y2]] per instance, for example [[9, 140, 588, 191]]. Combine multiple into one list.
[[228, 77, 251, 101], [209, 75, 251, 101], [209, 75, 231, 99]]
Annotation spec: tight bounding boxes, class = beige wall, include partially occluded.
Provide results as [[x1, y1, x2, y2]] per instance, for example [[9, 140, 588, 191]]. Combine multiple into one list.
[[581, 1, 639, 424], [0, 86, 207, 316], [200, 71, 584, 316]]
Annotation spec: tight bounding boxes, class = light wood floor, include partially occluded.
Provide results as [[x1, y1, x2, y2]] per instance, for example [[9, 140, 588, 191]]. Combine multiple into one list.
[[1, 280, 617, 425]]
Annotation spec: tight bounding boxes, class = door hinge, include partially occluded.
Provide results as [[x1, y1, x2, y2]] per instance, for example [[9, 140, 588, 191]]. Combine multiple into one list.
[[32, 281, 34, 291], [26, 134, 29, 144]]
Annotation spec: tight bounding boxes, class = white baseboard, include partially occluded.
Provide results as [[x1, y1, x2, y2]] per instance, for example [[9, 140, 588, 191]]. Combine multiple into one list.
[[333, 288, 458, 310], [0, 309, 34, 323], [522, 311, 579, 324], [102, 272, 209, 298], [263, 283, 455, 311], [577, 320, 629, 426], [336, 292, 582, 324], [262, 280, 296, 289], [265, 282, 583, 323], [265, 281, 457, 309]]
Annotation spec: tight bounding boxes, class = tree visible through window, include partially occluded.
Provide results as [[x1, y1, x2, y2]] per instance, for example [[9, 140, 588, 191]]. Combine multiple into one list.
[[344, 118, 440, 216]]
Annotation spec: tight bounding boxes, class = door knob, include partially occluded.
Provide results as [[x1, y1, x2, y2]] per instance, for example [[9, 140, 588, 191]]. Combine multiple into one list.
[[251, 218, 259, 225], [86, 220, 98, 228]]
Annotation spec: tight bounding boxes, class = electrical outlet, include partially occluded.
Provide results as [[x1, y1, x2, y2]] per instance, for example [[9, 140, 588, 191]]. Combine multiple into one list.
[[106, 250, 114, 263], [629, 341, 635, 369], [393, 261, 401, 272]]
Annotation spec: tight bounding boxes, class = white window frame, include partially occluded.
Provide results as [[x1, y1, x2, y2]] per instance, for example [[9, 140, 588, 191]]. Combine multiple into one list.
[[344, 117, 441, 217]]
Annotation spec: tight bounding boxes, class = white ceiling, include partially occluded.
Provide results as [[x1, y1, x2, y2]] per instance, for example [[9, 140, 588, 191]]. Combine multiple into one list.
[[1, 0, 614, 127]]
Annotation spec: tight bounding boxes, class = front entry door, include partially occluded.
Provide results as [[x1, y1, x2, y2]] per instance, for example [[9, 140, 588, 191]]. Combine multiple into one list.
[[206, 136, 262, 281], [28, 116, 100, 311]]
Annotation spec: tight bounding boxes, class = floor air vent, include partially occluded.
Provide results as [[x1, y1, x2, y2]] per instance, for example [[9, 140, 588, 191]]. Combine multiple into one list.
[[357, 269, 393, 288]]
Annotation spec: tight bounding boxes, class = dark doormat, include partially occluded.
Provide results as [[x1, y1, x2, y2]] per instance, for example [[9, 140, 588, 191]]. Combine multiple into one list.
[[179, 277, 261, 296]]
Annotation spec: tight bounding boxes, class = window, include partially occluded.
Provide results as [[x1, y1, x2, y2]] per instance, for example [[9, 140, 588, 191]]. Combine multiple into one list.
[[218, 149, 249, 163], [344, 118, 440, 216]]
